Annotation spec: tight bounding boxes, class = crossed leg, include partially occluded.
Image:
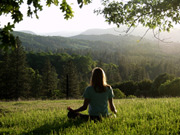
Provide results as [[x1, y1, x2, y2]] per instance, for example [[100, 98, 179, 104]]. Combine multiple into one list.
[[67, 111, 101, 121]]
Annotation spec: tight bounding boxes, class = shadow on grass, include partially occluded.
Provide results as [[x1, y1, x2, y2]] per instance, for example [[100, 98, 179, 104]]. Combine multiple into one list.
[[21, 117, 87, 135]]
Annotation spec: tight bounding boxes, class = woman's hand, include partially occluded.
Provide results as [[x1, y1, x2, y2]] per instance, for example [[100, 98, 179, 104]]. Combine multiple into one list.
[[67, 107, 73, 111], [67, 99, 89, 113]]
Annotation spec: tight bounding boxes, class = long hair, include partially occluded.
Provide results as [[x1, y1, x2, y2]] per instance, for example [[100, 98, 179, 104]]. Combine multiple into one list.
[[90, 67, 110, 92]]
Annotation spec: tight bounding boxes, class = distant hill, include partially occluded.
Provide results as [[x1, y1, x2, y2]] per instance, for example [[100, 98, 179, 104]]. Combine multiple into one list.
[[13, 31, 180, 56], [13, 31, 117, 51], [18, 26, 180, 43], [19, 30, 37, 35], [71, 34, 123, 42], [80, 27, 180, 43], [70, 34, 142, 43]]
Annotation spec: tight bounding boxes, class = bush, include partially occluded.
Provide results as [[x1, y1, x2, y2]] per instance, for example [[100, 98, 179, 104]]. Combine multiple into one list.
[[127, 95, 137, 99], [113, 88, 126, 99], [151, 73, 175, 97], [158, 78, 180, 97], [136, 79, 153, 97], [113, 81, 138, 96]]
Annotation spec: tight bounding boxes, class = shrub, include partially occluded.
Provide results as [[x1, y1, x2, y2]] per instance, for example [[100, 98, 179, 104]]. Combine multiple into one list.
[[158, 78, 180, 97], [113, 88, 126, 99], [127, 95, 137, 99]]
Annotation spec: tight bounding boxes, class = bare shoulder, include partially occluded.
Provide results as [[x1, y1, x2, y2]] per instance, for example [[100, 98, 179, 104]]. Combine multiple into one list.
[[106, 85, 112, 90], [86, 86, 93, 89], [106, 84, 112, 89]]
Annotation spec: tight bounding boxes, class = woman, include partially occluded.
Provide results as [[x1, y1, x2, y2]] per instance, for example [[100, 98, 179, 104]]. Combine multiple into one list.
[[67, 67, 117, 121]]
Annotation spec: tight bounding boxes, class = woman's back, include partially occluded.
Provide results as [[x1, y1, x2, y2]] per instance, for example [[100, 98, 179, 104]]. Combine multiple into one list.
[[83, 86, 114, 116]]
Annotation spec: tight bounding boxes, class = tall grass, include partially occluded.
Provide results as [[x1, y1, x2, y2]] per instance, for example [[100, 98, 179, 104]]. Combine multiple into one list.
[[0, 98, 180, 135]]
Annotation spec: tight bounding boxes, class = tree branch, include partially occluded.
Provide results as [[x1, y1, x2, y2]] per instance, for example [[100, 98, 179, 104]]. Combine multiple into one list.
[[153, 29, 172, 43], [138, 28, 150, 42]]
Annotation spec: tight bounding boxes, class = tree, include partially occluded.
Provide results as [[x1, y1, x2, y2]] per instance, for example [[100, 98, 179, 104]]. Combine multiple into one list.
[[42, 58, 58, 98], [105, 63, 122, 83], [135, 79, 153, 97], [0, 52, 12, 99], [61, 60, 81, 99], [113, 81, 138, 96], [97, 0, 180, 39], [27, 68, 43, 98], [73, 55, 95, 82], [151, 73, 175, 97], [0, 0, 91, 50], [9, 37, 30, 99], [158, 78, 180, 97], [131, 66, 148, 82], [0, 37, 30, 99]]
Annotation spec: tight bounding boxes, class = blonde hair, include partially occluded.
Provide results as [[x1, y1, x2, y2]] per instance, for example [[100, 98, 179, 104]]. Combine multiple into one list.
[[90, 67, 109, 92]]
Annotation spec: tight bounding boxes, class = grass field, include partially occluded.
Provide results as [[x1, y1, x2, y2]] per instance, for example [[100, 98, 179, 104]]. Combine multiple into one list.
[[1, 98, 180, 135]]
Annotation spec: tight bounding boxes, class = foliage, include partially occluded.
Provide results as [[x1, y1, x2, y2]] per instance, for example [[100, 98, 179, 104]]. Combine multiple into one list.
[[1, 32, 180, 99], [113, 81, 138, 96], [151, 73, 175, 97], [127, 95, 137, 99], [113, 88, 126, 99], [104, 63, 122, 83], [61, 60, 81, 99], [1, 99, 180, 134], [27, 68, 43, 98], [135, 79, 153, 97], [42, 58, 58, 98], [0, 37, 30, 99], [158, 78, 180, 97], [13, 32, 180, 83], [97, 0, 180, 33]]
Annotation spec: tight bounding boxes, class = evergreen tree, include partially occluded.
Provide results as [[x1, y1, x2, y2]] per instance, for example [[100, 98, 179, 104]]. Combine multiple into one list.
[[132, 67, 148, 82], [9, 37, 30, 99], [61, 60, 80, 99], [0, 37, 30, 99], [0, 52, 12, 99], [42, 58, 58, 98], [27, 68, 43, 98], [105, 63, 122, 83]]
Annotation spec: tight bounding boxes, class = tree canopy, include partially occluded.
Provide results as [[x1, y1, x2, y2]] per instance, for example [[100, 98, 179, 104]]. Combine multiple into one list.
[[97, 0, 180, 38]]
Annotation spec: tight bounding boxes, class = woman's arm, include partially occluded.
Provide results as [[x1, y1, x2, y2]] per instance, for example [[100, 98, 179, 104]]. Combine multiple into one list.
[[108, 98, 117, 114], [68, 98, 90, 113]]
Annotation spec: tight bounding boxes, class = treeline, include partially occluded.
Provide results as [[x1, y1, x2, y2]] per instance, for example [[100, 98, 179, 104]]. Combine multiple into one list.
[[112, 73, 180, 98], [1, 37, 180, 100]]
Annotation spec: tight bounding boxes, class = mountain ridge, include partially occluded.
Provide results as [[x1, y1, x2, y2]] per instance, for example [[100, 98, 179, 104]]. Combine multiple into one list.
[[13, 30, 180, 55], [18, 25, 180, 43]]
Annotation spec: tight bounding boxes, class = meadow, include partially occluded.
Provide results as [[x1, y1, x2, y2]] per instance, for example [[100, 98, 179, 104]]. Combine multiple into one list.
[[0, 98, 180, 135]]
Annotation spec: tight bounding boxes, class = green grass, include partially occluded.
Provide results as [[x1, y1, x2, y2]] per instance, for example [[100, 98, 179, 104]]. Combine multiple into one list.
[[1, 98, 180, 135]]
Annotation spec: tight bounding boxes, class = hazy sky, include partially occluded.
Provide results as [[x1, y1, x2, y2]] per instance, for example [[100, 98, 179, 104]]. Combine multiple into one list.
[[1, 0, 115, 34], [1, 0, 180, 36]]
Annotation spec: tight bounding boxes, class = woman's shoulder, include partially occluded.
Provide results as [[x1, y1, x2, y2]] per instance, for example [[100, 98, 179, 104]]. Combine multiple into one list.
[[85, 86, 94, 91], [86, 86, 93, 89], [106, 85, 112, 90]]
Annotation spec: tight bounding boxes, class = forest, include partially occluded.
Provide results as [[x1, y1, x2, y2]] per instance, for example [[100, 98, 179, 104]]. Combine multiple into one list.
[[1, 31, 180, 100]]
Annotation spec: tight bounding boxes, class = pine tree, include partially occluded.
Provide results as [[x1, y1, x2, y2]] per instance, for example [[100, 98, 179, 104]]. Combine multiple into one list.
[[0, 37, 30, 99], [0, 52, 12, 99], [9, 37, 30, 99], [42, 58, 58, 98], [132, 67, 148, 82], [61, 60, 80, 99], [27, 68, 43, 98]]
